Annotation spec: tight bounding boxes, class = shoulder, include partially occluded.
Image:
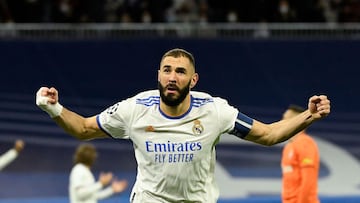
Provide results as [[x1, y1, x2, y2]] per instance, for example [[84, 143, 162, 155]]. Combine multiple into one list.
[[114, 90, 159, 106], [134, 89, 159, 98], [295, 133, 317, 147], [190, 91, 212, 98], [132, 90, 159, 106], [129, 89, 158, 100], [72, 163, 88, 172], [70, 163, 89, 178], [191, 91, 213, 106], [299, 133, 315, 141], [190, 91, 229, 104], [191, 91, 236, 113]]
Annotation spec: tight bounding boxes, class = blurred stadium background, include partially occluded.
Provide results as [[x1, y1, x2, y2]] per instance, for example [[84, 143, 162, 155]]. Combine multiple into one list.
[[1, 0, 360, 203]]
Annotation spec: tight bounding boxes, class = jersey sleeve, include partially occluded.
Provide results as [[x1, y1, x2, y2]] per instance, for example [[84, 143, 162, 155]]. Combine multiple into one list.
[[97, 97, 134, 139], [229, 112, 254, 139], [0, 149, 18, 171], [213, 97, 253, 138]]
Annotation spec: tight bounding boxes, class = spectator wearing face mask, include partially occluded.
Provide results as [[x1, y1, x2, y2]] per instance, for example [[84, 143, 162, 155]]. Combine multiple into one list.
[[273, 0, 298, 22]]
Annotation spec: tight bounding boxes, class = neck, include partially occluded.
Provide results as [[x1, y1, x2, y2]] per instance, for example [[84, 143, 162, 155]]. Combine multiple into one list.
[[160, 95, 191, 117], [290, 130, 305, 141]]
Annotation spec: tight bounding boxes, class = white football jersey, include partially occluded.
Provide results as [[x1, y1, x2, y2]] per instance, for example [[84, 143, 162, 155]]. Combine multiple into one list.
[[69, 163, 113, 203], [97, 90, 253, 203]]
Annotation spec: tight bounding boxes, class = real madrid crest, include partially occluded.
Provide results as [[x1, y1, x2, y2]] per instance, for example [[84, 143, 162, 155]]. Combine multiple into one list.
[[192, 120, 204, 135]]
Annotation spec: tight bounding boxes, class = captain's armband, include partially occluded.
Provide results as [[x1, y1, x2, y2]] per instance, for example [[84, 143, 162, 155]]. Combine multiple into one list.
[[229, 112, 254, 139]]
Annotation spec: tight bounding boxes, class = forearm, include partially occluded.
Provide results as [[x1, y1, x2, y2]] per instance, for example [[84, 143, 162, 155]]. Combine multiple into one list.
[[246, 110, 314, 145], [76, 182, 103, 200], [53, 108, 101, 140], [96, 186, 114, 200], [246, 94, 330, 145], [269, 110, 314, 144], [0, 149, 17, 171]]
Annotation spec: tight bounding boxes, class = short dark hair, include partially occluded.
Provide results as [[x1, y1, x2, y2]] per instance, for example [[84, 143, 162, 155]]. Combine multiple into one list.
[[161, 48, 195, 70], [288, 104, 305, 113]]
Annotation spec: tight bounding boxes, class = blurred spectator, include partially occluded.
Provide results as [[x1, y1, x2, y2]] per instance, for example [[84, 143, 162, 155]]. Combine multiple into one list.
[[1, 0, 359, 23], [226, 9, 238, 23], [273, 0, 298, 22], [166, 0, 199, 22], [0, 139, 25, 171], [198, 0, 209, 24], [321, 0, 338, 22], [51, 0, 80, 22]]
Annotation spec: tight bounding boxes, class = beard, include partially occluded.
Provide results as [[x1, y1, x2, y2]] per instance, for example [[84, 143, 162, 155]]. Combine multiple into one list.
[[158, 81, 191, 107]]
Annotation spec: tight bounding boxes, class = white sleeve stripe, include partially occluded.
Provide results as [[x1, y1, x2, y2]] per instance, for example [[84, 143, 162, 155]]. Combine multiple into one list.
[[236, 118, 252, 129]]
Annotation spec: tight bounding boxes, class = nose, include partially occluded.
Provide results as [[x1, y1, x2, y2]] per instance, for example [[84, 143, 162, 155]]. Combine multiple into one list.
[[168, 71, 177, 83]]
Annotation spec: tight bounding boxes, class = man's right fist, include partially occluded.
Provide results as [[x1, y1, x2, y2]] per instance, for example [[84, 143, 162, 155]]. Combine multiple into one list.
[[36, 87, 63, 118]]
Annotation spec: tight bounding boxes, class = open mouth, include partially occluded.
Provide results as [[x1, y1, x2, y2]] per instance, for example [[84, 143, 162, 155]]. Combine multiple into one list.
[[166, 85, 178, 94]]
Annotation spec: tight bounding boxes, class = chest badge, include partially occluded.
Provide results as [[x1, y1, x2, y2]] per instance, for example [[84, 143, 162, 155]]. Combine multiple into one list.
[[192, 120, 204, 135]]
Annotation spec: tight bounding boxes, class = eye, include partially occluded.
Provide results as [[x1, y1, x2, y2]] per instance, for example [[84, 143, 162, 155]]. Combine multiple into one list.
[[176, 68, 186, 74]]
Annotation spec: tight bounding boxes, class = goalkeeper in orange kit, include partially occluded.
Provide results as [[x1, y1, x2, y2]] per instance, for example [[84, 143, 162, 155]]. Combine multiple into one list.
[[281, 104, 320, 203]]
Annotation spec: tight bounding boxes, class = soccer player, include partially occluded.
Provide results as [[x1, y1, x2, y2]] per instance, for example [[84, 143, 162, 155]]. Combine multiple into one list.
[[0, 139, 25, 171], [281, 105, 320, 203], [36, 48, 331, 203], [69, 143, 128, 203]]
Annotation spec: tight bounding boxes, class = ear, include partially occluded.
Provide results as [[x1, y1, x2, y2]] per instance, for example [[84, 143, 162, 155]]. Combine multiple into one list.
[[157, 70, 160, 82], [190, 73, 199, 89]]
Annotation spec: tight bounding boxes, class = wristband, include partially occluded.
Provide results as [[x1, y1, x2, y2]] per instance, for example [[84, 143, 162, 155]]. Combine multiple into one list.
[[36, 94, 63, 118]]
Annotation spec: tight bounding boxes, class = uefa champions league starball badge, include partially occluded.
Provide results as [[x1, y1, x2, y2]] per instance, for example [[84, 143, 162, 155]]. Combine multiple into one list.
[[106, 103, 119, 115], [192, 120, 204, 135]]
